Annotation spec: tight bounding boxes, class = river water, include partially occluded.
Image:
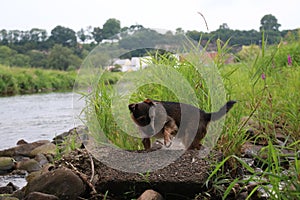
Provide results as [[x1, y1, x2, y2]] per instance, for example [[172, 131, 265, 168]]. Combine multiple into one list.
[[0, 92, 84, 150]]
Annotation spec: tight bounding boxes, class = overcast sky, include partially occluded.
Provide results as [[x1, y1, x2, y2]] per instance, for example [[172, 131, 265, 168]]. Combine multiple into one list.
[[1, 0, 299, 33]]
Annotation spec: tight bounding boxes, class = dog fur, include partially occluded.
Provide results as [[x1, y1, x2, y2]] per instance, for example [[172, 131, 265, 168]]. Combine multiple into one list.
[[128, 99, 236, 150]]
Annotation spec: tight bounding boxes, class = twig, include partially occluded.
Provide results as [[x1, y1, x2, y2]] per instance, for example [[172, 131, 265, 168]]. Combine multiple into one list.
[[65, 161, 97, 194], [197, 11, 209, 32], [88, 151, 95, 183]]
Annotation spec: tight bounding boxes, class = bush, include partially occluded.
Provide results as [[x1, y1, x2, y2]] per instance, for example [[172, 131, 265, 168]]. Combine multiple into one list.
[[0, 65, 76, 95]]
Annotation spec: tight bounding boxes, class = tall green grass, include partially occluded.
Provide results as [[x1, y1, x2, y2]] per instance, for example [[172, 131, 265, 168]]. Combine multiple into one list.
[[84, 38, 300, 198], [0, 65, 76, 95], [205, 38, 300, 199]]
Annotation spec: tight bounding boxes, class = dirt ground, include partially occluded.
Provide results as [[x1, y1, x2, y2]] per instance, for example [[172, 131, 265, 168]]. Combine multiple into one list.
[[55, 147, 223, 200]]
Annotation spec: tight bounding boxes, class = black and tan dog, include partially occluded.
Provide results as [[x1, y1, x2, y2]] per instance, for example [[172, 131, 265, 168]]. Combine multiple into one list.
[[128, 99, 236, 150]]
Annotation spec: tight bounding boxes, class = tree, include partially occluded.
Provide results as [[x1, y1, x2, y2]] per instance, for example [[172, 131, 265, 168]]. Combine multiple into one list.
[[0, 45, 16, 65], [28, 50, 48, 68], [102, 18, 121, 39], [260, 14, 281, 32], [49, 26, 77, 47], [47, 44, 81, 70], [77, 28, 87, 43], [92, 27, 103, 43], [175, 28, 184, 35], [0, 29, 9, 45], [219, 23, 230, 30]]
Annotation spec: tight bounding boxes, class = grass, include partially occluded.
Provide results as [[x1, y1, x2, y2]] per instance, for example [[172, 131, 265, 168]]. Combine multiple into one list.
[[82, 37, 300, 199], [0, 65, 77, 96]]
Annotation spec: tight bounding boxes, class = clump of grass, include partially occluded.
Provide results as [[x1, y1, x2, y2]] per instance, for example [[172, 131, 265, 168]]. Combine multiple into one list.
[[83, 43, 223, 150], [204, 35, 300, 199], [82, 35, 300, 198], [0, 65, 76, 96]]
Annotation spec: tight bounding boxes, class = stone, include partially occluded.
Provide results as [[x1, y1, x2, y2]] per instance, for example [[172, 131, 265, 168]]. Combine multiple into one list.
[[30, 143, 56, 157], [0, 140, 50, 157], [34, 154, 49, 166], [16, 139, 28, 145], [16, 159, 41, 173], [0, 183, 19, 197], [137, 189, 164, 200], [0, 185, 13, 194], [0, 157, 15, 172], [0, 197, 19, 200], [240, 142, 264, 158], [240, 116, 260, 136], [24, 192, 59, 200], [25, 167, 85, 200]]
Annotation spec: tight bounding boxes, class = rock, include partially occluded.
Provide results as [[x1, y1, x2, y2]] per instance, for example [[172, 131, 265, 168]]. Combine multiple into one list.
[[0, 196, 19, 200], [11, 190, 25, 200], [52, 131, 69, 144], [34, 154, 49, 166], [45, 154, 54, 163], [0, 157, 15, 173], [0, 140, 50, 157], [0, 185, 13, 194], [30, 143, 56, 157], [25, 167, 85, 200], [236, 191, 248, 200], [240, 142, 264, 158], [240, 116, 260, 136], [0, 182, 18, 194], [16, 158, 41, 173], [26, 164, 54, 183], [16, 139, 28, 145], [24, 192, 59, 200], [137, 189, 164, 200], [52, 126, 83, 144]]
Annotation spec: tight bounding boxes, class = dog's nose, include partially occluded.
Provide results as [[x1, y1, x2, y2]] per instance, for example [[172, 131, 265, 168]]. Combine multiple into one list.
[[128, 103, 136, 111]]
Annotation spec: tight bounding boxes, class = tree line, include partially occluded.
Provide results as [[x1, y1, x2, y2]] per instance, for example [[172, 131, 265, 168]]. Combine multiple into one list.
[[0, 14, 299, 70]]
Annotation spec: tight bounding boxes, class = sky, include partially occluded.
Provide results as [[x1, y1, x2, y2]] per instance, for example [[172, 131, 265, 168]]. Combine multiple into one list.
[[0, 0, 299, 34]]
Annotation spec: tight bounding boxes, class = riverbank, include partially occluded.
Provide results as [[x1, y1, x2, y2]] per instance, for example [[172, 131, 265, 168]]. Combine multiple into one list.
[[0, 126, 221, 200], [0, 65, 123, 97], [1, 125, 298, 199], [0, 65, 76, 96]]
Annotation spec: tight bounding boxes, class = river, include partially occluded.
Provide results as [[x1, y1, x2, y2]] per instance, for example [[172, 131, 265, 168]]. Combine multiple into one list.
[[0, 92, 84, 150]]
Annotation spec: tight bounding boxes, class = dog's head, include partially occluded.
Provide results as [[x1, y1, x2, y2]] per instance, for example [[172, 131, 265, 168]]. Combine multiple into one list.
[[128, 99, 153, 127], [129, 99, 168, 137]]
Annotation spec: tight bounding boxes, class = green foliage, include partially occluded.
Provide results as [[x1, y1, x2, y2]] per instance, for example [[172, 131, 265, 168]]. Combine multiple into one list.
[[0, 65, 76, 95], [47, 44, 82, 70], [27, 50, 48, 68], [84, 46, 217, 150], [206, 37, 300, 199], [260, 14, 281, 32], [0, 45, 17, 66], [0, 14, 298, 72], [271, 41, 300, 67], [102, 18, 121, 39], [236, 45, 261, 62], [49, 25, 77, 48]]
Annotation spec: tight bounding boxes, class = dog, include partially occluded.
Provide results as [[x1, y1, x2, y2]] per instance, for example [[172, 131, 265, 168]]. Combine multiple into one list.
[[128, 99, 236, 150]]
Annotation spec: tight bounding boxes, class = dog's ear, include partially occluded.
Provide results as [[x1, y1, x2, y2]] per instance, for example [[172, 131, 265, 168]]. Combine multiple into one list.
[[128, 103, 137, 112], [149, 102, 168, 135], [144, 98, 154, 105]]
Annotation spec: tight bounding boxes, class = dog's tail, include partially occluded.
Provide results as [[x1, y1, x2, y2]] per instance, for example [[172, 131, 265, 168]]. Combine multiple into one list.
[[206, 100, 237, 121]]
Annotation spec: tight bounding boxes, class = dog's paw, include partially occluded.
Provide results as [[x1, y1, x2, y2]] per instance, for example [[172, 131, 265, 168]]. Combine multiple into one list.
[[165, 141, 172, 148]]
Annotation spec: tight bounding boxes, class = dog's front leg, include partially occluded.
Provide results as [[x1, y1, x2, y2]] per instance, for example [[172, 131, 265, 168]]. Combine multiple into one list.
[[142, 138, 151, 150], [163, 128, 172, 148]]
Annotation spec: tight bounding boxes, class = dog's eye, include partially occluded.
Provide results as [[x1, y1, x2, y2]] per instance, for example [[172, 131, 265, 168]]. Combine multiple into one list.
[[137, 116, 146, 122]]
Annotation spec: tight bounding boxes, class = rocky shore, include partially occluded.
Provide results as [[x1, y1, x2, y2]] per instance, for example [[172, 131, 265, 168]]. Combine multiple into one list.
[[0, 122, 298, 200], [0, 126, 216, 200]]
